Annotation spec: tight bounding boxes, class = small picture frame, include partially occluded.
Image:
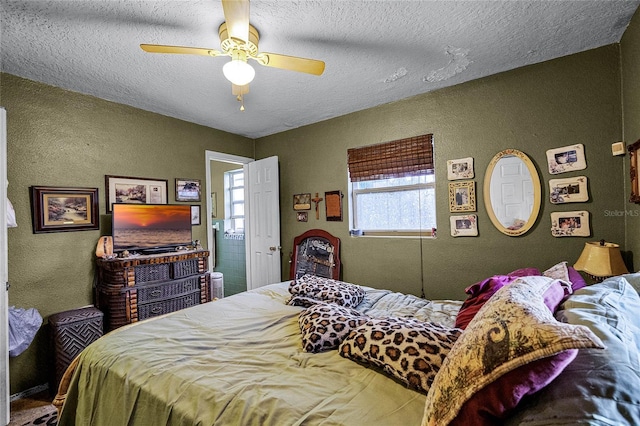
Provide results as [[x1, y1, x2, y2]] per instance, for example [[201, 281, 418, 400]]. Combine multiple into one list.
[[628, 139, 640, 203], [296, 211, 308, 222], [449, 181, 476, 212], [176, 178, 201, 202], [293, 193, 311, 211], [447, 157, 474, 180], [30, 186, 99, 233], [191, 205, 201, 225], [105, 175, 168, 213], [550, 210, 590, 237], [325, 190, 343, 221], [450, 214, 478, 237], [546, 144, 586, 174], [549, 176, 589, 204]]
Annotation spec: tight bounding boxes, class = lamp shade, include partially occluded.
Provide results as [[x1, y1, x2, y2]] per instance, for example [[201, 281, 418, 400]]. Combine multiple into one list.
[[222, 59, 255, 86], [574, 241, 628, 279]]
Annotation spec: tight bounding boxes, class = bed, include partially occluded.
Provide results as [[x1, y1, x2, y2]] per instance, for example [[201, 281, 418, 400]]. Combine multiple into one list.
[[55, 269, 640, 425]]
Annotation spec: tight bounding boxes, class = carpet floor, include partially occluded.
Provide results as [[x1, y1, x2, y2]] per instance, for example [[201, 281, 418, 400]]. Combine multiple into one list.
[[9, 394, 57, 426]]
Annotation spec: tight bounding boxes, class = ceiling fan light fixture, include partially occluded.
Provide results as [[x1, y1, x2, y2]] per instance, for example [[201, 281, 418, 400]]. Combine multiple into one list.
[[223, 58, 255, 86]]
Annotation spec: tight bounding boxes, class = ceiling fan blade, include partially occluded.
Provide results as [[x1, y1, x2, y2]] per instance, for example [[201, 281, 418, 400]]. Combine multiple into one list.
[[140, 44, 222, 57], [257, 52, 325, 76], [221, 0, 250, 43]]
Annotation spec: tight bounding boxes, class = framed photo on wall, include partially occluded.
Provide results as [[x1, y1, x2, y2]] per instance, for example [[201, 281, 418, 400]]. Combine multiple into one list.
[[447, 157, 474, 180], [176, 178, 201, 202], [293, 193, 311, 211], [325, 190, 343, 221], [449, 181, 476, 212], [105, 175, 168, 213], [191, 205, 201, 225], [549, 176, 588, 204], [449, 214, 478, 237], [629, 139, 640, 203], [546, 144, 586, 174], [30, 186, 99, 233], [550, 210, 590, 237]]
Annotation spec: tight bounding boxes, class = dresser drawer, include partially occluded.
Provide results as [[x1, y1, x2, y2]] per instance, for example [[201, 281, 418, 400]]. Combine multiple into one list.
[[138, 291, 200, 320], [134, 263, 170, 283], [171, 258, 203, 279], [136, 275, 203, 303]]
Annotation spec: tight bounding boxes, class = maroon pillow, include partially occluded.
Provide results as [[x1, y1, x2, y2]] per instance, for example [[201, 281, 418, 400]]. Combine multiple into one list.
[[454, 275, 515, 329], [450, 349, 578, 425]]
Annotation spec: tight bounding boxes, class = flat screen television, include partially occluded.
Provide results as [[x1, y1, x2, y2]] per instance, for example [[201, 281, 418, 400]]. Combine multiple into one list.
[[112, 204, 192, 253]]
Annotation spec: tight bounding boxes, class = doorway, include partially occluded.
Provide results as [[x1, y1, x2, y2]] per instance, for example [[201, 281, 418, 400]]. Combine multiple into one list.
[[205, 151, 252, 297]]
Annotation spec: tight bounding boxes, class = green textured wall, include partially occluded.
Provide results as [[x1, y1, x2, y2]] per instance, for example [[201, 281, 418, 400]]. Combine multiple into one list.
[[622, 7, 640, 270], [256, 45, 625, 300], [0, 39, 633, 395], [0, 73, 253, 393]]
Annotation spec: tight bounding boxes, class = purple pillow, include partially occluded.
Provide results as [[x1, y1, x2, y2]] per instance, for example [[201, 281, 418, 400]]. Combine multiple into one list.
[[451, 349, 578, 425], [567, 266, 587, 292]]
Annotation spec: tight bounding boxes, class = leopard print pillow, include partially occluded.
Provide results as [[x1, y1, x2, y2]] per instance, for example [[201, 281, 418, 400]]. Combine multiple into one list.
[[288, 275, 365, 308], [299, 303, 370, 353], [339, 317, 462, 393]]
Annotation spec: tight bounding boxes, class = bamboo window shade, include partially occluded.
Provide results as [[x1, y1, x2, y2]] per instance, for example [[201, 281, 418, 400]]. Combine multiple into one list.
[[347, 134, 434, 182]]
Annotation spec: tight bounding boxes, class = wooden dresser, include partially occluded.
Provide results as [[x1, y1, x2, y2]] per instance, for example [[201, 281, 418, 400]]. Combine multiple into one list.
[[95, 250, 211, 331]]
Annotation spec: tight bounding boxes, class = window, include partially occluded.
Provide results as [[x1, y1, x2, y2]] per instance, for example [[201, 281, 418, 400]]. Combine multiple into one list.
[[224, 169, 244, 233], [348, 134, 436, 236]]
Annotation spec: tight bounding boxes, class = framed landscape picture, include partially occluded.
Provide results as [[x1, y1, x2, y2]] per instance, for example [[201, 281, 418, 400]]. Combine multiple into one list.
[[30, 186, 99, 233], [105, 175, 168, 213]]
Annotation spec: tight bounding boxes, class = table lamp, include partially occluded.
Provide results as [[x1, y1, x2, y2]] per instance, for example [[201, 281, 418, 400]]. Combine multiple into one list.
[[574, 240, 629, 282]]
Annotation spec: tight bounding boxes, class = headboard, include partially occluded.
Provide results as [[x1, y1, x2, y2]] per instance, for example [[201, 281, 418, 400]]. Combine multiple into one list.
[[289, 229, 341, 280]]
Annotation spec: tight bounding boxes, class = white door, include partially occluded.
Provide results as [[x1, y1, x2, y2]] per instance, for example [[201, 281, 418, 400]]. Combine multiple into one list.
[[0, 108, 9, 425], [245, 156, 281, 289]]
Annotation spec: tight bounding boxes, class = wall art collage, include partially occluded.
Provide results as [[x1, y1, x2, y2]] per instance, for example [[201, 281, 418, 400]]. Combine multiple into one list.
[[292, 191, 343, 223]]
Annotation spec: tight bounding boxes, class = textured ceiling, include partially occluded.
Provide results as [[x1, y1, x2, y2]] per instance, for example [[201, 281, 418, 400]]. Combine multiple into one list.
[[1, 1, 639, 139]]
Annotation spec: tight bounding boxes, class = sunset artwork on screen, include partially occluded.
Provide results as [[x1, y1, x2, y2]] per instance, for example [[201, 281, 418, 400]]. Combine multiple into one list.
[[112, 204, 192, 252]]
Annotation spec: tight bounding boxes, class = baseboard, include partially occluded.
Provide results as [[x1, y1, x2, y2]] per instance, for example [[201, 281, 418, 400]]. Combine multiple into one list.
[[9, 383, 49, 401]]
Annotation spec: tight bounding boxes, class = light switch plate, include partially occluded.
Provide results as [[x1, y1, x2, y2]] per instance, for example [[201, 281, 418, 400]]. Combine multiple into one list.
[[612, 142, 626, 156]]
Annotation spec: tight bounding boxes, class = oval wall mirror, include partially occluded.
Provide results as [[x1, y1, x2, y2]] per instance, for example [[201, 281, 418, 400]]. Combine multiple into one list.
[[484, 149, 541, 236]]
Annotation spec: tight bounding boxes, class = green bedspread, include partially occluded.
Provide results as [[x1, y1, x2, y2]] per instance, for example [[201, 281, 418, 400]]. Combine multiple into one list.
[[58, 283, 460, 426]]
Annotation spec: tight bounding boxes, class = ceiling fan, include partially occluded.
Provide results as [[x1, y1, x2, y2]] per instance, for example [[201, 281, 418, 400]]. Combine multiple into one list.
[[140, 0, 325, 110]]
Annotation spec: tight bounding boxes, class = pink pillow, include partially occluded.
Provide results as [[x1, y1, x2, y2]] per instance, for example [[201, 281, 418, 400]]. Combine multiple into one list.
[[450, 349, 578, 425]]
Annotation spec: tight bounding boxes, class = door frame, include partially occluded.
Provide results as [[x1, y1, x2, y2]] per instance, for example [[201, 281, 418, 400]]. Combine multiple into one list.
[[204, 151, 253, 287], [1, 108, 9, 424]]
